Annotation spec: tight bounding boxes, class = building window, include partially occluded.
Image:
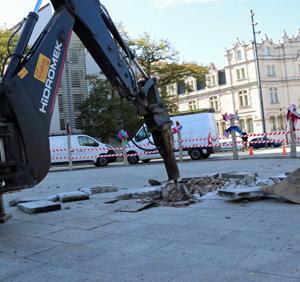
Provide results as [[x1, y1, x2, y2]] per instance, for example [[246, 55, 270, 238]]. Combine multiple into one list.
[[177, 81, 185, 95], [188, 100, 197, 111], [168, 84, 176, 95], [60, 119, 65, 131], [236, 69, 240, 80], [70, 50, 79, 64], [269, 87, 279, 104], [71, 70, 81, 88], [236, 50, 242, 61], [220, 121, 226, 136], [211, 75, 216, 86], [269, 116, 277, 131], [246, 118, 254, 133], [58, 94, 64, 112], [263, 47, 271, 56], [209, 96, 219, 111], [187, 80, 195, 92], [238, 90, 249, 107], [277, 115, 285, 130], [266, 65, 276, 77], [236, 68, 246, 81], [239, 119, 245, 131], [73, 94, 83, 111]]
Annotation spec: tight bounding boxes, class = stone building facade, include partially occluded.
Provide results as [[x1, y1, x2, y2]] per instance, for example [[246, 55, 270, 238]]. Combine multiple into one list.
[[176, 30, 300, 137], [56, 33, 89, 132]]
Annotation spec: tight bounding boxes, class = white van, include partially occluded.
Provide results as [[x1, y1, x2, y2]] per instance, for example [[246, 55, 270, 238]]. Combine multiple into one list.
[[125, 110, 219, 164], [50, 134, 116, 167]]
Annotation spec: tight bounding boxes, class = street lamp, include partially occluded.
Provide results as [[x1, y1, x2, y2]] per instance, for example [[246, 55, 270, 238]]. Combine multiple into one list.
[[65, 60, 73, 130], [65, 60, 73, 170], [251, 9, 267, 135]]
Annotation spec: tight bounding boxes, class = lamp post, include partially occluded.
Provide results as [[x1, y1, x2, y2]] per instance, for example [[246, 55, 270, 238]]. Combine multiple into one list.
[[251, 9, 266, 135], [65, 60, 73, 170]]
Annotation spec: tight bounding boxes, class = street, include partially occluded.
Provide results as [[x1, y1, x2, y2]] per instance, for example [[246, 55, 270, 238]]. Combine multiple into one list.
[[0, 152, 300, 281]]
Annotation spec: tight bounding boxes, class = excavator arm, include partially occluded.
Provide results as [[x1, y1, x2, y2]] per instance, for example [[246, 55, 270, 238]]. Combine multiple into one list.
[[0, 0, 180, 194]]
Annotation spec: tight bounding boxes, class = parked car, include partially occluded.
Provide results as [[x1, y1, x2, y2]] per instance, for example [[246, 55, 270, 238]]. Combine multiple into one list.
[[220, 141, 243, 151], [50, 134, 117, 166], [249, 137, 282, 149]]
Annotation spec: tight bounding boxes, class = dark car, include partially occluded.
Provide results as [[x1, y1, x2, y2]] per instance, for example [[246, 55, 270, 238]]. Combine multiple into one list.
[[249, 137, 282, 149]]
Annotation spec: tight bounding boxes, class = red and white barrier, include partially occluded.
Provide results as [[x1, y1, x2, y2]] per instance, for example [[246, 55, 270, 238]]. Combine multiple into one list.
[[50, 136, 300, 160]]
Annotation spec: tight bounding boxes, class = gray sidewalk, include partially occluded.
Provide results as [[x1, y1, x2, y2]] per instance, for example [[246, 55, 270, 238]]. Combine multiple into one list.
[[1, 158, 300, 281]]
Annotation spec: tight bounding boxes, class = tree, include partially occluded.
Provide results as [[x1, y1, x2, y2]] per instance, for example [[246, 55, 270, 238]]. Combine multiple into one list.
[[129, 33, 207, 113], [81, 32, 207, 139], [0, 28, 19, 77], [80, 75, 142, 142]]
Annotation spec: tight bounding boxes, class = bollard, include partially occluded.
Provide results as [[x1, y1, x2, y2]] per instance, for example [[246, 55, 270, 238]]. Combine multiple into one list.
[[230, 119, 239, 160], [178, 131, 183, 162], [67, 132, 73, 170], [122, 138, 129, 165], [289, 119, 297, 158]]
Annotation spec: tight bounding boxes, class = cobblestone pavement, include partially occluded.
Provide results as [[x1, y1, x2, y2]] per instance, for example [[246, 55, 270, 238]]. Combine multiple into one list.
[[1, 158, 300, 281]]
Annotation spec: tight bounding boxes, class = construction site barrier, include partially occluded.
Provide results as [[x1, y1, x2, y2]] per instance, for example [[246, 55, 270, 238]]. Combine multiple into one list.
[[50, 136, 300, 160]]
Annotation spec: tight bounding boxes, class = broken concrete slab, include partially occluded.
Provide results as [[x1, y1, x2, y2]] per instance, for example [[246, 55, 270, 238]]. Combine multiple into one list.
[[79, 185, 118, 195], [57, 191, 90, 202], [18, 201, 61, 214], [148, 179, 163, 186], [220, 172, 257, 179], [9, 195, 58, 207], [218, 186, 264, 200], [114, 199, 155, 212]]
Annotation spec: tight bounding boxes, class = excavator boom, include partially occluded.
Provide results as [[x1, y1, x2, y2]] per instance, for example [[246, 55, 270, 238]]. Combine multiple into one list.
[[0, 0, 180, 196]]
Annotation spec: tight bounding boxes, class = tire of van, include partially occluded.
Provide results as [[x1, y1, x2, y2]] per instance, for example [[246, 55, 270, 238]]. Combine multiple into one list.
[[189, 148, 203, 160], [127, 151, 139, 164], [95, 155, 109, 167]]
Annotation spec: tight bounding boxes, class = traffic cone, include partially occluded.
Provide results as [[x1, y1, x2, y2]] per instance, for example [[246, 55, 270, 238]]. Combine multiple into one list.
[[282, 143, 287, 156], [249, 146, 253, 156]]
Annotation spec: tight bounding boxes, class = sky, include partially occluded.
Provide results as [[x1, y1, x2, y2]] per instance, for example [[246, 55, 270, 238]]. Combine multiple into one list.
[[1, 0, 300, 67]]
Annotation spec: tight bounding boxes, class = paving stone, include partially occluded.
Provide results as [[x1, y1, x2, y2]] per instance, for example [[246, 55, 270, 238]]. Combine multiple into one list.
[[0, 252, 43, 281], [9, 195, 58, 207], [17, 201, 61, 214], [86, 233, 171, 255], [172, 265, 300, 282], [41, 228, 110, 244], [218, 230, 292, 252], [79, 185, 118, 195], [0, 220, 65, 237], [28, 244, 105, 268], [237, 249, 300, 278], [148, 240, 252, 268], [0, 232, 61, 257], [57, 191, 90, 202], [8, 264, 125, 282], [54, 216, 116, 230], [78, 250, 191, 281]]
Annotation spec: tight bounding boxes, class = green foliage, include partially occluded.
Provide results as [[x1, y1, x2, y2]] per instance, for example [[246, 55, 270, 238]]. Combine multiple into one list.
[[80, 31, 207, 138], [0, 28, 19, 75], [129, 33, 207, 113], [80, 76, 142, 142]]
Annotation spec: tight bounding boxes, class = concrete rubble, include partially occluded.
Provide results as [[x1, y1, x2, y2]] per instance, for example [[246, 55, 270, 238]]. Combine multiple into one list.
[[106, 172, 293, 209], [17, 200, 61, 214], [8, 172, 292, 215]]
